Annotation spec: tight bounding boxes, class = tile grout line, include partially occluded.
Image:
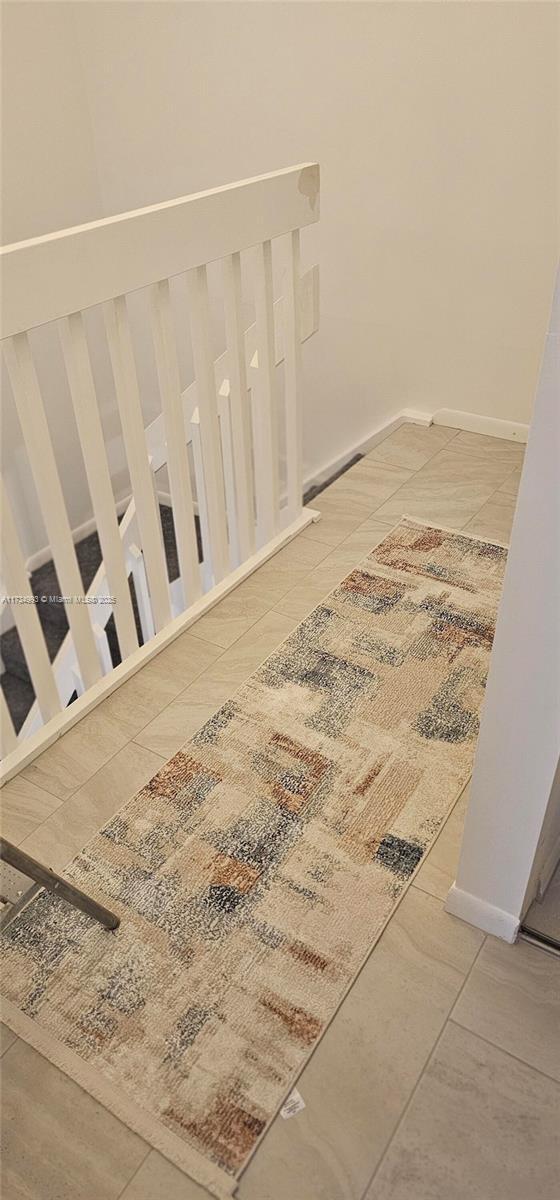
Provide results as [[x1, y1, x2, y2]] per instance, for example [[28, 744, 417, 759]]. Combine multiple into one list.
[[176, 533, 335, 655], [185, 599, 288, 654], [462, 465, 521, 534], [434, 448, 524, 468], [101, 641, 234, 762], [16, 741, 168, 859], [130, 624, 294, 756], [411, 878, 449, 903], [362, 444, 522, 532], [114, 1144, 153, 1200], [20, 639, 233, 822], [446, 1019, 560, 1088], [16, 717, 183, 849], [359, 933, 488, 1200], [366, 425, 462, 472], [267, 519, 406, 624], [278, 429, 519, 566]]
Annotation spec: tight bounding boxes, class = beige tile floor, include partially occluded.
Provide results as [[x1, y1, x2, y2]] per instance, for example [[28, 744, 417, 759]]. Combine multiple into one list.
[[3, 423, 559, 1200]]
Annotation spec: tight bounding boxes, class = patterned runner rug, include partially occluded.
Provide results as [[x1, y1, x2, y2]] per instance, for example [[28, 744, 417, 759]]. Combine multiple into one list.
[[1, 519, 507, 1198]]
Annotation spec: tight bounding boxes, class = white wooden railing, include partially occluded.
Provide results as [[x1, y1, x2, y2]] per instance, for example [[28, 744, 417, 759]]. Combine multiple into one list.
[[0, 164, 320, 780]]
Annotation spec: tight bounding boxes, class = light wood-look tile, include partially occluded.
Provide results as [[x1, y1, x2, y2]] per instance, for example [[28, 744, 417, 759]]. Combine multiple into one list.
[[184, 581, 271, 650], [367, 424, 458, 471], [498, 463, 523, 498], [318, 459, 412, 514], [239, 889, 483, 1200], [19, 706, 134, 807], [188, 536, 329, 649], [273, 559, 358, 623], [248, 531, 332, 575], [365, 1023, 560, 1200], [119, 1150, 210, 1200], [99, 631, 222, 728], [134, 673, 234, 759], [274, 522, 393, 622], [185, 610, 298, 699], [20, 743, 164, 872], [0, 775, 62, 845], [373, 447, 514, 528], [135, 607, 300, 782], [451, 429, 525, 465], [465, 490, 517, 543], [20, 634, 220, 802], [331, 516, 397, 564], [452, 936, 560, 1081], [413, 786, 469, 902], [1, 1039, 147, 1200], [302, 494, 384, 549]]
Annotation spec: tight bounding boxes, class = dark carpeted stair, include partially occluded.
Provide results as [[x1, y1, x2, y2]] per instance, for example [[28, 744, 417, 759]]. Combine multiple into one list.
[[1, 505, 186, 734], [2, 454, 357, 739]]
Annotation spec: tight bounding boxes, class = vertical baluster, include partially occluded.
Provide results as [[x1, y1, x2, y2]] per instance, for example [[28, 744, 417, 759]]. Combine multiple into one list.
[[190, 410, 213, 592], [70, 659, 85, 699], [0, 686, 17, 756], [103, 296, 171, 633], [222, 252, 255, 560], [186, 265, 229, 583], [253, 240, 278, 542], [126, 544, 155, 644], [0, 477, 61, 723], [283, 229, 304, 519], [93, 623, 113, 675], [58, 311, 139, 660], [218, 388, 241, 568], [149, 280, 202, 608], [3, 334, 102, 689]]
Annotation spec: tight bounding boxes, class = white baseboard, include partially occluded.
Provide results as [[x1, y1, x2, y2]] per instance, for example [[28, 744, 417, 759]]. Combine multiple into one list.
[[432, 408, 529, 444], [445, 883, 520, 943], [21, 406, 527, 575], [303, 407, 433, 497], [302, 402, 528, 503]]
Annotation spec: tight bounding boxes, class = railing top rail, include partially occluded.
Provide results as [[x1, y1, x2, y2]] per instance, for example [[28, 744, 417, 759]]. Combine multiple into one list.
[[0, 163, 320, 339]]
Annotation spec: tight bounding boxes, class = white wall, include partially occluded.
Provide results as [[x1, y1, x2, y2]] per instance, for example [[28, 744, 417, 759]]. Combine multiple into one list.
[[1, 1, 559, 559], [446, 268, 560, 942], [0, 1, 101, 242], [1, 1, 108, 560]]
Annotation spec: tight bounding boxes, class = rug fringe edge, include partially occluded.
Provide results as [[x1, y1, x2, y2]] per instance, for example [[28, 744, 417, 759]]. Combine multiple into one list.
[[400, 514, 509, 550], [0, 997, 235, 1200]]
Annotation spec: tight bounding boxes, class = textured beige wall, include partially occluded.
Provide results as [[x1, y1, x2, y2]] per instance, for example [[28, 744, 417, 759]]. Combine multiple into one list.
[[1, 1, 558, 551]]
